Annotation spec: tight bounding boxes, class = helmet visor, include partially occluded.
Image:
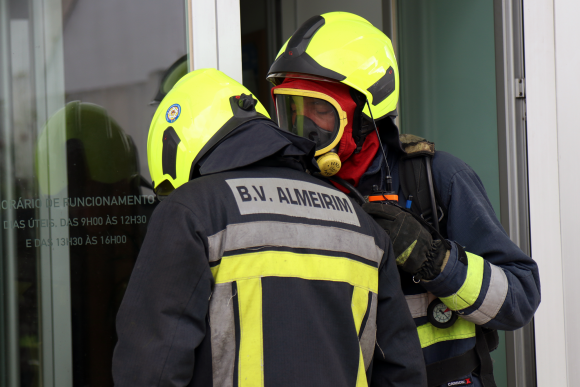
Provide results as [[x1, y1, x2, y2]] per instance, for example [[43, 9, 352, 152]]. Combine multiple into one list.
[[274, 89, 346, 155]]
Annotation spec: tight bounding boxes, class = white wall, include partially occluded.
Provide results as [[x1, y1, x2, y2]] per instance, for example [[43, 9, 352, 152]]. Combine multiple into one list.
[[524, 0, 580, 385], [553, 0, 580, 383]]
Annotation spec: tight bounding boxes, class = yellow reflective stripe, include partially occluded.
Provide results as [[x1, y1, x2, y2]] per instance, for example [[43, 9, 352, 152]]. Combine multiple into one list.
[[237, 278, 264, 387], [352, 287, 369, 335], [417, 318, 475, 348], [355, 349, 367, 387], [439, 252, 484, 311], [352, 288, 369, 386], [210, 265, 219, 278], [214, 251, 379, 293], [396, 240, 417, 265]]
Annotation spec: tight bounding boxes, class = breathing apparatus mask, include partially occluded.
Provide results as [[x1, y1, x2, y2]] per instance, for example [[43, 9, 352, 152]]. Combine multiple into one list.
[[272, 76, 393, 200], [272, 81, 349, 177]]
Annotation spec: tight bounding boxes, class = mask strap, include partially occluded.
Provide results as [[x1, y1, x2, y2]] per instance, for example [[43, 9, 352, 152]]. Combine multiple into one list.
[[365, 99, 393, 192]]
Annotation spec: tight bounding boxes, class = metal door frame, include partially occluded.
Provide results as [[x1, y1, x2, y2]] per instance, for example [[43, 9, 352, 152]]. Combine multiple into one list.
[[1, 1, 73, 385], [0, 1, 20, 385], [493, 0, 537, 383], [186, 0, 243, 82]]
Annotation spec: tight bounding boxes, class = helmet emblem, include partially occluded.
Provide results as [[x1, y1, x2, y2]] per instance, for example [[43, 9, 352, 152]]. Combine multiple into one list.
[[166, 104, 181, 123]]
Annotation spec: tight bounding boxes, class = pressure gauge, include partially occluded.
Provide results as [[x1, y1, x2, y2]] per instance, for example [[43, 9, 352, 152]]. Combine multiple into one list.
[[427, 299, 458, 329]]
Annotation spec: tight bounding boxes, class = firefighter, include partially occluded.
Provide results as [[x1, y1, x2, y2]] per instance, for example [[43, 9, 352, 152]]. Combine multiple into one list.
[[267, 12, 540, 387], [111, 68, 426, 386]]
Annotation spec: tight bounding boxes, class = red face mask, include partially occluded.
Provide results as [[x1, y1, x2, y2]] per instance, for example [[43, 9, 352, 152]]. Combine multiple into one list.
[[272, 78, 379, 192]]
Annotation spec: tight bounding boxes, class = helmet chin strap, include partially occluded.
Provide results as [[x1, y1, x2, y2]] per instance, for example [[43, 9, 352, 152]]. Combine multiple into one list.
[[366, 99, 393, 193]]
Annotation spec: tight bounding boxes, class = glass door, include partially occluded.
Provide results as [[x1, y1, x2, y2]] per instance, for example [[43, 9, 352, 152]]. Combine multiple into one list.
[[0, 0, 187, 385], [395, 0, 507, 384]]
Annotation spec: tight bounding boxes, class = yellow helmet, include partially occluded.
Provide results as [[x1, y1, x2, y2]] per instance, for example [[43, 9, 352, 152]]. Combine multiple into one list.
[[267, 12, 399, 120], [147, 68, 270, 198]]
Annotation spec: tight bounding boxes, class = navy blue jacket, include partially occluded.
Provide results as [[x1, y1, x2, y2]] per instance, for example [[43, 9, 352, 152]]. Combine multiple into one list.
[[358, 142, 540, 386], [112, 120, 427, 386]]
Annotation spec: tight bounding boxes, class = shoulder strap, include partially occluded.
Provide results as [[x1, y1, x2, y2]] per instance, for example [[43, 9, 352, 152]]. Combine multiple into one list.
[[398, 134, 448, 237], [399, 133, 435, 156]]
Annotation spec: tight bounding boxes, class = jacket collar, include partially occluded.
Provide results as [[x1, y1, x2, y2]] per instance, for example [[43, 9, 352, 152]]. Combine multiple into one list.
[[198, 119, 319, 176]]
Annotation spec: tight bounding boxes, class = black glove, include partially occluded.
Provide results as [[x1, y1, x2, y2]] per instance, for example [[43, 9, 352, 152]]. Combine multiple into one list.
[[362, 202, 450, 281]]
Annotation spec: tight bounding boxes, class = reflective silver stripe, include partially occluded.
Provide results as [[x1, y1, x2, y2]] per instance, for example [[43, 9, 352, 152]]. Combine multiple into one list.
[[209, 283, 236, 387], [462, 263, 509, 325], [405, 293, 430, 318], [225, 178, 360, 226], [359, 292, 377, 370], [207, 221, 384, 264], [208, 229, 227, 262]]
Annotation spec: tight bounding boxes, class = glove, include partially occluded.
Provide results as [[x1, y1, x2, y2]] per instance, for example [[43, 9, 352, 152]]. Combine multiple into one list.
[[362, 202, 450, 281]]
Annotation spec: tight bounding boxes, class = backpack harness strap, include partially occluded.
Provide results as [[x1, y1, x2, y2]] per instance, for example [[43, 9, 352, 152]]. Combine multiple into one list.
[[398, 134, 447, 236], [426, 327, 499, 387]]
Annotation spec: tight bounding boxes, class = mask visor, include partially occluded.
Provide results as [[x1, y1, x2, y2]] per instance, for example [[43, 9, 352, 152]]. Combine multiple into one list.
[[274, 88, 347, 156]]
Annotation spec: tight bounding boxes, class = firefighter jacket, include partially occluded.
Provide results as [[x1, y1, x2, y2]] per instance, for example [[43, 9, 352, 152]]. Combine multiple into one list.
[[358, 140, 541, 386], [112, 120, 427, 387]]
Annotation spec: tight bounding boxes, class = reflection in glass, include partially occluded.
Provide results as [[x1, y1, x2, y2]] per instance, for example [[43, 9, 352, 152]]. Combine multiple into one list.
[[37, 101, 155, 386], [0, 0, 186, 385]]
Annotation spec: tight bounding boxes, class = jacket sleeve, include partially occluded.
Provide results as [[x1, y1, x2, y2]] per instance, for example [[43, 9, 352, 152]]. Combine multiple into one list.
[[371, 238, 427, 387], [112, 200, 214, 387], [421, 166, 541, 330]]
